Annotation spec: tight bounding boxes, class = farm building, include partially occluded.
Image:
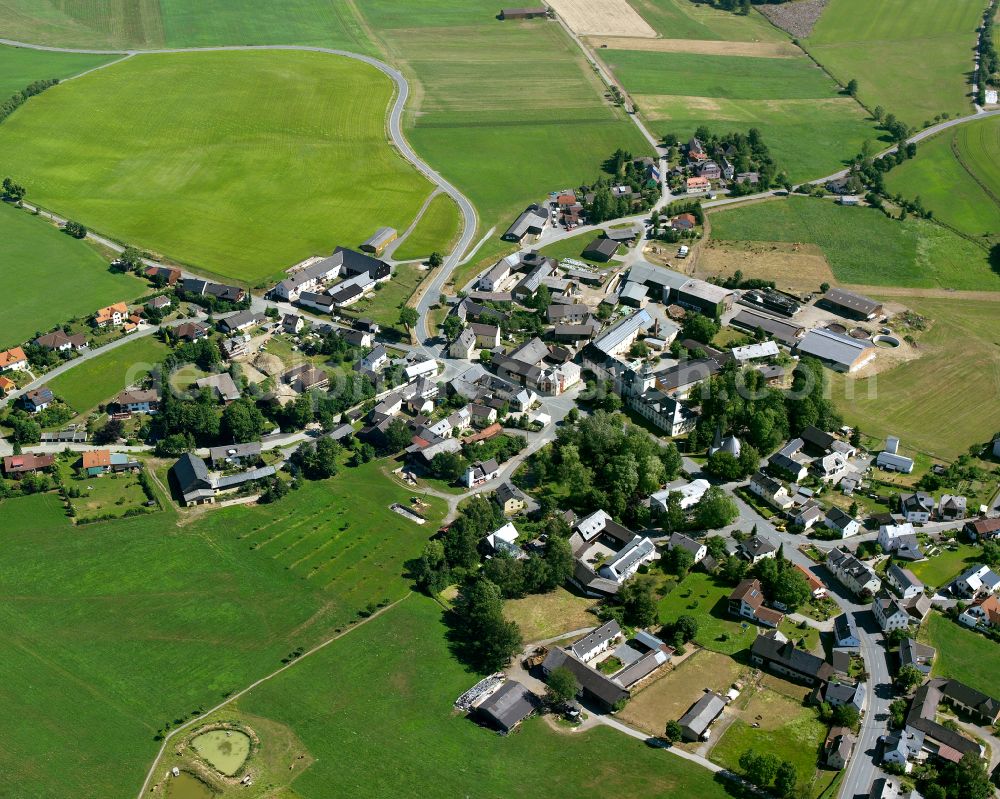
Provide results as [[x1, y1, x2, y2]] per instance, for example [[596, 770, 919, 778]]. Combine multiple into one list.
[[730, 310, 804, 346], [500, 7, 548, 20], [582, 237, 620, 262], [821, 287, 883, 320], [502, 204, 548, 242], [361, 227, 398, 255], [795, 328, 875, 372]]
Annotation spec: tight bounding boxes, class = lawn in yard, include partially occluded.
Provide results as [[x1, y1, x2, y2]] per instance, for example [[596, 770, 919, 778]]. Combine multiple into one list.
[[619, 647, 744, 736], [46, 335, 168, 416], [922, 612, 1000, 698], [907, 543, 982, 589], [709, 196, 1000, 291], [0, 203, 148, 348], [0, 42, 117, 98], [709, 685, 827, 797], [885, 116, 1000, 246], [56, 455, 157, 522], [0, 50, 433, 285], [803, 0, 983, 127], [658, 571, 758, 655], [232, 595, 736, 799], [829, 298, 1000, 460], [391, 193, 462, 261], [0, 0, 374, 52], [357, 0, 652, 235], [503, 585, 598, 642], [0, 461, 447, 799], [338, 262, 427, 336]]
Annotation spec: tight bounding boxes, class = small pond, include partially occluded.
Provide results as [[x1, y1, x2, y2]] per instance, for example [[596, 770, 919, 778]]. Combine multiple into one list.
[[167, 772, 214, 799], [191, 729, 251, 776]]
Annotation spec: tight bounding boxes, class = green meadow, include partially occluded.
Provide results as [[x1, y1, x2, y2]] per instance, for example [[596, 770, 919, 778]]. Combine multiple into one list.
[[709, 196, 1000, 290], [46, 335, 169, 415], [830, 297, 1000, 461], [0, 464, 447, 799], [0, 203, 147, 348], [923, 613, 1000, 699], [392, 193, 462, 261], [886, 116, 1000, 243], [603, 46, 878, 181], [0, 42, 116, 97], [0, 0, 373, 51], [357, 0, 653, 233], [0, 50, 433, 284], [628, 0, 787, 42], [238, 595, 735, 799], [804, 0, 983, 126]]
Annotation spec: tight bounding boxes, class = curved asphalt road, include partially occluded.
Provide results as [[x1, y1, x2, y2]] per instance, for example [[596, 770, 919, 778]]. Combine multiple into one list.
[[0, 37, 479, 353]]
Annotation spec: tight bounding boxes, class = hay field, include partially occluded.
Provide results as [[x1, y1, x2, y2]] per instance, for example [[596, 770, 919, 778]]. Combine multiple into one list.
[[0, 0, 373, 51], [604, 45, 878, 180], [886, 117, 1000, 244], [629, 0, 788, 42], [587, 35, 799, 57], [696, 239, 835, 294], [804, 0, 983, 126], [0, 204, 147, 348], [0, 50, 433, 284], [359, 0, 652, 231], [547, 0, 657, 38]]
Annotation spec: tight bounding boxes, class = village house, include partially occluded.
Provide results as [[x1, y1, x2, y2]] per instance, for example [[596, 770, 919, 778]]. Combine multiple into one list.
[[900, 492, 935, 523], [737, 535, 777, 565], [651, 478, 710, 512], [80, 450, 139, 477], [0, 346, 29, 371], [823, 727, 856, 770], [174, 321, 209, 342], [109, 388, 160, 415], [450, 328, 477, 360], [966, 518, 1000, 541], [887, 563, 924, 599], [282, 314, 304, 335], [22, 386, 54, 413], [668, 532, 707, 564], [793, 500, 824, 530], [937, 494, 967, 521], [827, 547, 881, 597], [571, 621, 622, 662], [360, 345, 389, 373], [958, 595, 1000, 630], [218, 310, 265, 335], [878, 523, 923, 560], [208, 441, 262, 469], [796, 563, 827, 599], [196, 373, 241, 403], [954, 564, 1000, 598], [34, 331, 88, 353], [872, 590, 931, 631], [494, 482, 526, 516], [144, 265, 181, 285], [465, 458, 501, 489], [94, 302, 129, 328], [2, 452, 55, 478], [482, 522, 523, 558], [824, 506, 861, 538], [833, 612, 860, 648], [729, 578, 783, 628], [598, 536, 658, 584], [899, 638, 935, 675]]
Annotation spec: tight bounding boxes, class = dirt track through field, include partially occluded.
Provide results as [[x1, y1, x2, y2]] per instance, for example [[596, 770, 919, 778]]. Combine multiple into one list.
[[547, 0, 657, 38], [842, 285, 1000, 301], [585, 36, 800, 57]]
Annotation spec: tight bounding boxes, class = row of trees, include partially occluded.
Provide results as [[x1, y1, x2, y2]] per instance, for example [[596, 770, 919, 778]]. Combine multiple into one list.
[[978, 1, 999, 106], [0, 78, 58, 127]]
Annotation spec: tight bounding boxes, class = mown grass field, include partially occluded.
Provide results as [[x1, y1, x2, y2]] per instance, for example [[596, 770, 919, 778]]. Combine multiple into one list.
[[830, 297, 1000, 460], [603, 45, 878, 181], [0, 42, 116, 97], [47, 335, 168, 415], [709, 197, 1000, 290], [0, 0, 373, 51], [803, 0, 983, 126], [0, 463, 447, 799], [923, 613, 1000, 698], [0, 51, 432, 284], [357, 0, 652, 234], [0, 203, 147, 348], [503, 586, 597, 641], [339, 262, 426, 334], [236, 595, 736, 799], [886, 116, 1000, 244], [658, 571, 757, 655], [710, 687, 827, 798], [629, 0, 787, 42], [392, 193, 462, 261]]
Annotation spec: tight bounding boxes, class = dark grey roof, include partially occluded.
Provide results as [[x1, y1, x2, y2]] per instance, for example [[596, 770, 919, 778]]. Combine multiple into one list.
[[824, 287, 882, 316], [834, 612, 858, 645], [171, 453, 211, 496], [475, 680, 537, 732], [541, 648, 628, 706], [907, 680, 983, 755], [208, 441, 262, 463], [751, 634, 834, 683], [570, 621, 621, 659], [730, 310, 804, 345], [583, 237, 619, 258], [679, 691, 726, 737], [213, 465, 276, 490]]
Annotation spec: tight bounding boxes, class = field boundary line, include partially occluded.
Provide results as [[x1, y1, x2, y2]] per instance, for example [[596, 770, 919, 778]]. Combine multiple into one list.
[[135, 591, 414, 797], [950, 131, 1000, 209]]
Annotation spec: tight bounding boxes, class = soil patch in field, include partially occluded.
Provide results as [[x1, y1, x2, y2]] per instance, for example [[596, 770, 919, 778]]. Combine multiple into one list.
[[548, 0, 657, 38], [587, 36, 799, 57], [756, 0, 829, 38], [696, 240, 835, 294]]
